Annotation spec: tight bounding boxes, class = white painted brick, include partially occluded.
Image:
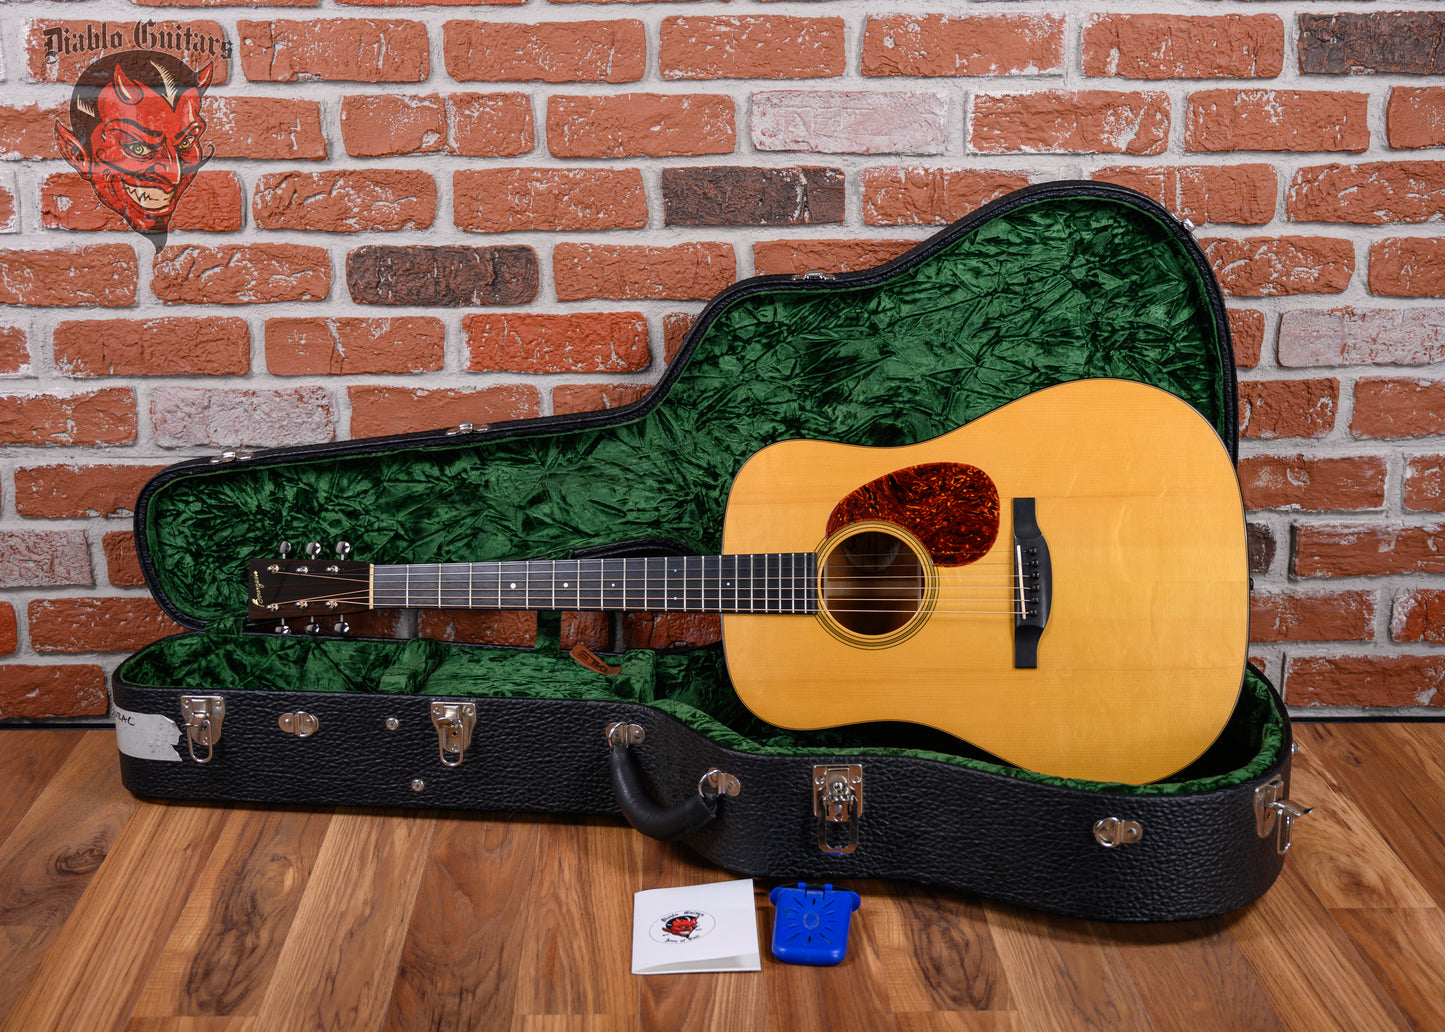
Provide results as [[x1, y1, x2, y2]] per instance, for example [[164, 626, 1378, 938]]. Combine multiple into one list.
[[1279, 307, 1445, 366], [151, 387, 336, 448], [751, 90, 948, 155]]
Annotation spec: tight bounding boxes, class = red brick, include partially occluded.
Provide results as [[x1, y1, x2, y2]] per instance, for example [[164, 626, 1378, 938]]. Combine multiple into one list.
[[1279, 306, 1445, 366], [29, 597, 185, 653], [0, 530, 93, 588], [554, 243, 736, 301], [0, 102, 68, 160], [1393, 589, 1445, 644], [660, 16, 845, 79], [753, 238, 916, 277], [1201, 236, 1354, 296], [465, 312, 650, 373], [448, 93, 535, 156], [0, 181, 15, 233], [25, 19, 232, 84], [861, 167, 1031, 226], [41, 171, 243, 233], [453, 169, 647, 233], [1186, 90, 1369, 153], [0, 389, 137, 446], [1289, 162, 1445, 225], [0, 246, 137, 307], [1369, 238, 1445, 298], [418, 610, 536, 647], [862, 14, 1063, 77], [151, 386, 336, 447], [548, 94, 734, 158], [552, 383, 652, 416], [239, 18, 428, 82], [53, 317, 249, 376], [253, 170, 435, 232], [1238, 454, 1385, 511], [1230, 309, 1265, 368], [444, 20, 645, 83], [663, 312, 695, 363], [971, 90, 1170, 155], [205, 96, 327, 160], [1090, 165, 1276, 225], [752, 91, 948, 155], [0, 325, 29, 375], [341, 93, 444, 157], [0, 664, 108, 719], [1295, 522, 1445, 578], [14, 464, 167, 518], [1250, 590, 1375, 643], [622, 612, 721, 649], [348, 385, 540, 438], [1083, 14, 1283, 79], [0, 604, 14, 655], [266, 317, 444, 375], [1238, 378, 1337, 439], [1405, 456, 1445, 512], [1351, 378, 1445, 440], [103, 531, 145, 587], [1388, 88, 1445, 149], [561, 612, 610, 654], [1285, 655, 1445, 709], [152, 244, 330, 304]]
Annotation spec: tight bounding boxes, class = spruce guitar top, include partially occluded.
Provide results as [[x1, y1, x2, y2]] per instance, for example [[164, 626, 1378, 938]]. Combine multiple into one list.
[[249, 378, 1249, 784]]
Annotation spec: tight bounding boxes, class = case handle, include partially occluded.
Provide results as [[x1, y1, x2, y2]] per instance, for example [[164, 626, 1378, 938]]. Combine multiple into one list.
[[606, 722, 739, 841]]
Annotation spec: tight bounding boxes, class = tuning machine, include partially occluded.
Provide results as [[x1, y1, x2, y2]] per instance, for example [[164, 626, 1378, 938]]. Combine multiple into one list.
[[335, 541, 352, 558]]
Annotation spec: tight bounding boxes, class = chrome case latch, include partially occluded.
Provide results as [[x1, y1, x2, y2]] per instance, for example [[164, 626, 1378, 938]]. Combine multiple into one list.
[[813, 764, 863, 856], [431, 702, 477, 768], [179, 695, 225, 764], [1255, 773, 1314, 854]]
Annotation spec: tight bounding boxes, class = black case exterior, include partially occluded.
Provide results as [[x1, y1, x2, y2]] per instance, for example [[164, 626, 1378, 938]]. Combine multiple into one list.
[[114, 182, 1294, 922]]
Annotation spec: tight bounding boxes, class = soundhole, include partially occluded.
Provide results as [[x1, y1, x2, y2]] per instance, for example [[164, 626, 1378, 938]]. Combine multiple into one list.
[[819, 527, 925, 638]]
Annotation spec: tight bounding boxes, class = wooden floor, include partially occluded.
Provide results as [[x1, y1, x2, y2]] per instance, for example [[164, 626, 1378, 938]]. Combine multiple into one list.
[[2, 722, 1443, 1032]]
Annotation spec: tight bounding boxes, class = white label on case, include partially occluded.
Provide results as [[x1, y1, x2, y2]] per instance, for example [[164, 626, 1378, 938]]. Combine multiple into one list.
[[114, 706, 182, 762]]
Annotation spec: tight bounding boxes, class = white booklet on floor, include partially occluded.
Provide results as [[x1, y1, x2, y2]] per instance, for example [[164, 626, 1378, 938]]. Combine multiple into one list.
[[631, 878, 761, 974]]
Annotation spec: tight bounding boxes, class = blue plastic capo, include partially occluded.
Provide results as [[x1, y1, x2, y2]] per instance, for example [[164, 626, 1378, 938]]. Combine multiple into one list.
[[768, 882, 861, 966]]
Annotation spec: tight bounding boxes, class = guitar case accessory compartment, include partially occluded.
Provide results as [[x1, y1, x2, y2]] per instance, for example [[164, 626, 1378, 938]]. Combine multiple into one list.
[[115, 181, 1300, 922]]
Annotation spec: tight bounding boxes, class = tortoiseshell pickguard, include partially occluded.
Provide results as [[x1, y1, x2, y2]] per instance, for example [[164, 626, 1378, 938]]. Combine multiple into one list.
[[826, 462, 1000, 567]]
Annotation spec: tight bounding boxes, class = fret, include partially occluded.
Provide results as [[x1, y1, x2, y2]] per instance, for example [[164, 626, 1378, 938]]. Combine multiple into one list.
[[602, 558, 624, 611]]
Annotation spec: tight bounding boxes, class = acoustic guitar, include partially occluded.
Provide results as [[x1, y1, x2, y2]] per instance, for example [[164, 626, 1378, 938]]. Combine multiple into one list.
[[249, 378, 1249, 784]]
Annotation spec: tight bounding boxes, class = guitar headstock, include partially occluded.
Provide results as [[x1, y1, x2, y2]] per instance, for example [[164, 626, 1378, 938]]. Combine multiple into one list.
[[248, 540, 371, 620]]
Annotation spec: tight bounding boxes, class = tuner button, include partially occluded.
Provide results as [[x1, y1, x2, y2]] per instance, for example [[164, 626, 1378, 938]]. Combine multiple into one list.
[[335, 541, 352, 558], [334, 619, 351, 635], [278, 541, 292, 558], [304, 621, 321, 635], [306, 542, 323, 559], [274, 624, 292, 635]]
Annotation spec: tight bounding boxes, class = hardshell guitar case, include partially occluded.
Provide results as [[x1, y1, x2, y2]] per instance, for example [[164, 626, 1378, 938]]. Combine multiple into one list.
[[115, 181, 1296, 922]]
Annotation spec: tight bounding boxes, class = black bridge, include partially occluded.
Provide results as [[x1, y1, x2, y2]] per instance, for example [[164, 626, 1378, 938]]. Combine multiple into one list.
[[1012, 498, 1052, 668]]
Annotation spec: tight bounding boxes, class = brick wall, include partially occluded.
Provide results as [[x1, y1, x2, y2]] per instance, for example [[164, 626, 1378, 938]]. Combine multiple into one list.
[[1, 4, 1442, 720]]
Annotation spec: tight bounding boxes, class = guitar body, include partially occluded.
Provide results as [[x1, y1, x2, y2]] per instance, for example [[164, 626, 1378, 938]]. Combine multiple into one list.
[[721, 378, 1249, 784]]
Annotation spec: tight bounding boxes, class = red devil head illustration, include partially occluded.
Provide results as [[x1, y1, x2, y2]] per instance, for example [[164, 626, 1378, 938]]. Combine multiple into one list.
[[662, 914, 700, 939], [56, 51, 213, 238]]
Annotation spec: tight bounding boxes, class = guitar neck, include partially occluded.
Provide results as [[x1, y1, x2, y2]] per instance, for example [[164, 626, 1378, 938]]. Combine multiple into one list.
[[371, 554, 819, 614]]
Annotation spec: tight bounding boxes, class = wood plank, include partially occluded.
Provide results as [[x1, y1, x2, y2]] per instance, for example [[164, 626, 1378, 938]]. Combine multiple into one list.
[[1287, 742, 1435, 909], [1295, 722, 1445, 907], [249, 808, 434, 1032], [129, 807, 332, 1021], [0, 796, 230, 1032], [0, 730, 140, 1027], [382, 814, 551, 1032], [126, 1019, 256, 1032], [870, 881, 1011, 1016], [765, 893, 899, 1032], [1228, 861, 1412, 1032], [982, 903, 1154, 1032], [1330, 905, 1445, 1032], [0, 729, 83, 844], [894, 1015, 1023, 1032], [637, 838, 765, 1032], [511, 816, 640, 1026], [1105, 918, 1286, 1032]]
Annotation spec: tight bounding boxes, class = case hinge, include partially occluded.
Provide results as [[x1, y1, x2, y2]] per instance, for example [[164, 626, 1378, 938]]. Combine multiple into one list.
[[431, 702, 476, 768], [813, 764, 863, 856], [278, 711, 319, 738], [1093, 816, 1144, 847], [1254, 774, 1314, 854], [179, 695, 225, 764]]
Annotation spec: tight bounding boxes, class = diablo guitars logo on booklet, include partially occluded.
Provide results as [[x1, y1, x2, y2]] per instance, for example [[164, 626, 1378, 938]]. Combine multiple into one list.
[[47, 21, 226, 247]]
